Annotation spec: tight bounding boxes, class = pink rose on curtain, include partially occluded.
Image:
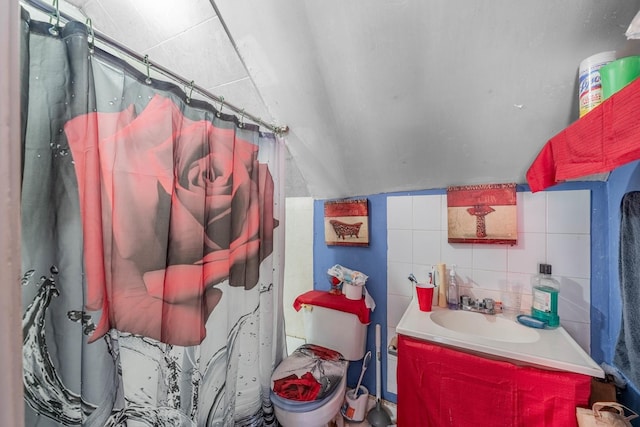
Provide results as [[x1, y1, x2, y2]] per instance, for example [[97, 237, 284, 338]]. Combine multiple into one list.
[[65, 95, 276, 346]]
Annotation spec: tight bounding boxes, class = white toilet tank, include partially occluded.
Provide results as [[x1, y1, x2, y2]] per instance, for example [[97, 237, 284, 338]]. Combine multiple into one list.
[[301, 304, 368, 361]]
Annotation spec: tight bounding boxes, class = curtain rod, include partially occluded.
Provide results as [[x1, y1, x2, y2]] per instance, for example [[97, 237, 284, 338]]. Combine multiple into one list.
[[20, 0, 289, 135]]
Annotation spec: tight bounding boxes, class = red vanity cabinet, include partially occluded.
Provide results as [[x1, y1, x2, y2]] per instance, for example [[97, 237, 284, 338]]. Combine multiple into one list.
[[396, 334, 591, 427]]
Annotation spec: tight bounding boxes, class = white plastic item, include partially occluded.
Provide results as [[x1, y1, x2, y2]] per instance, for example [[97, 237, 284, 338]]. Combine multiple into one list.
[[427, 266, 439, 306], [375, 324, 382, 401], [344, 281, 363, 300], [436, 263, 448, 308], [578, 51, 616, 117], [343, 386, 369, 422], [447, 264, 459, 310], [301, 305, 367, 360]]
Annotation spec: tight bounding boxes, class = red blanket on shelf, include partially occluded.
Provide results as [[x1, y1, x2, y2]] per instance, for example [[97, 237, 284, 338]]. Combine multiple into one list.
[[527, 76, 640, 192]]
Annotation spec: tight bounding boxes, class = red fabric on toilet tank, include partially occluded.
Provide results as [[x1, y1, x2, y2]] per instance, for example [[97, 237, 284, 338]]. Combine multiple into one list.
[[397, 335, 590, 426], [293, 290, 370, 324]]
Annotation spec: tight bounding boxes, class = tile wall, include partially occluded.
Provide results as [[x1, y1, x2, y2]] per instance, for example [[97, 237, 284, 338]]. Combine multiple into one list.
[[386, 189, 592, 394], [283, 197, 314, 340]]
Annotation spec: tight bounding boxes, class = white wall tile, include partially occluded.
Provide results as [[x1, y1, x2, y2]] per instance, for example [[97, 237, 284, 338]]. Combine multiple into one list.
[[439, 195, 448, 231], [412, 230, 441, 266], [453, 267, 473, 288], [547, 234, 591, 278], [387, 261, 414, 298], [388, 196, 413, 230], [547, 190, 591, 234], [507, 232, 546, 274], [519, 191, 546, 233], [440, 231, 473, 268], [506, 272, 534, 295], [387, 294, 412, 329], [387, 229, 413, 263], [471, 269, 508, 292], [472, 244, 507, 272], [412, 195, 441, 230], [558, 277, 590, 323]]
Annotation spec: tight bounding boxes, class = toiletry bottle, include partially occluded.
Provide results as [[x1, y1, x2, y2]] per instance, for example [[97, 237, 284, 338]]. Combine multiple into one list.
[[430, 266, 439, 306], [437, 263, 448, 308], [531, 263, 560, 328], [447, 264, 459, 310]]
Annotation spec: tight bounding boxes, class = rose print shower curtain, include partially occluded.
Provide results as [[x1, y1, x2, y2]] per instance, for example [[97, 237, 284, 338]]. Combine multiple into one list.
[[20, 11, 286, 427]]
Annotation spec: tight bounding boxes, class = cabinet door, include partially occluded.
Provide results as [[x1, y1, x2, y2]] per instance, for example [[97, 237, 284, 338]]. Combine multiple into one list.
[[398, 335, 514, 426], [397, 335, 590, 427]]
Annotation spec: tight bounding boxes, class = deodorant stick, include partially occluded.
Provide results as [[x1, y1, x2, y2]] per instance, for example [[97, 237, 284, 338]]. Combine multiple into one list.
[[437, 263, 447, 308]]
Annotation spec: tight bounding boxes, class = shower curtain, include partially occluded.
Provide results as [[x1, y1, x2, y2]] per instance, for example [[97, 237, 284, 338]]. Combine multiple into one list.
[[20, 10, 286, 427]]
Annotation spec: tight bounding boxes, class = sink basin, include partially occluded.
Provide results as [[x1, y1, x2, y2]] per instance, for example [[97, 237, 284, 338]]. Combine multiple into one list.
[[396, 304, 604, 378], [430, 310, 540, 343]]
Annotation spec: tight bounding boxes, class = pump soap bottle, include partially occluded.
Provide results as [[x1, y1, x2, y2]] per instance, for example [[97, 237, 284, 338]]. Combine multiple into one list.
[[531, 263, 560, 328], [447, 265, 459, 310]]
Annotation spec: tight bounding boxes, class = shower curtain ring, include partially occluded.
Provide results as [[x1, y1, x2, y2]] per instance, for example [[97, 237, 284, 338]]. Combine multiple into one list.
[[143, 55, 152, 84], [186, 80, 194, 104], [216, 96, 225, 118], [239, 109, 245, 128], [48, 0, 60, 35], [86, 18, 95, 53]]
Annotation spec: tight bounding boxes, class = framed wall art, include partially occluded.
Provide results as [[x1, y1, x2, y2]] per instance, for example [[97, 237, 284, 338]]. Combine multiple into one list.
[[324, 199, 369, 246], [447, 183, 517, 245]]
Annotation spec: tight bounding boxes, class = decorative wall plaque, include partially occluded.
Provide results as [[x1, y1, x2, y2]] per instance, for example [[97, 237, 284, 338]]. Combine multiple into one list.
[[324, 199, 369, 246], [447, 183, 517, 245]]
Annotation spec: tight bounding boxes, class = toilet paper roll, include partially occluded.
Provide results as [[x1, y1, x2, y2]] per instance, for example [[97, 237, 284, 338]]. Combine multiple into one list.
[[437, 263, 447, 308]]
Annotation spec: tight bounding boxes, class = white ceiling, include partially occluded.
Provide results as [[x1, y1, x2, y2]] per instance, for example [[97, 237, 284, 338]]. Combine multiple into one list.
[[28, 0, 640, 198]]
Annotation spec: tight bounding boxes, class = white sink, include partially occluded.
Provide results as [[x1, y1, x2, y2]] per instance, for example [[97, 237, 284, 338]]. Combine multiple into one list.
[[429, 310, 540, 343], [396, 303, 604, 378]]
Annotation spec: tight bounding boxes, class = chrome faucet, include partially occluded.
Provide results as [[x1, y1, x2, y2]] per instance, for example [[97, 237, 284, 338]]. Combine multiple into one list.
[[459, 295, 501, 315]]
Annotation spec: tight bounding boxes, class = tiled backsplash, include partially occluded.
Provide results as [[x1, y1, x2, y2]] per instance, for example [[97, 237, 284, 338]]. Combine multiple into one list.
[[386, 189, 591, 394]]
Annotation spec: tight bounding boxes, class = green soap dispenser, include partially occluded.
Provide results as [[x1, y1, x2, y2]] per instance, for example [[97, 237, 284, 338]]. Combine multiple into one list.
[[531, 263, 560, 328]]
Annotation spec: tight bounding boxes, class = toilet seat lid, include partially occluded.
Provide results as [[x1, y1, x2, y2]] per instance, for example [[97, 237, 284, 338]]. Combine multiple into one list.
[[271, 344, 347, 404]]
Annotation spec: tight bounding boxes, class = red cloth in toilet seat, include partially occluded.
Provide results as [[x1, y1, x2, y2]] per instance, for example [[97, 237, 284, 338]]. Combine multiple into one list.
[[272, 372, 321, 401]]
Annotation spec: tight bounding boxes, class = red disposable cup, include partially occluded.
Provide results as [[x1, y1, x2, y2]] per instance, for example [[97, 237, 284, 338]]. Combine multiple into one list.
[[416, 285, 434, 312]]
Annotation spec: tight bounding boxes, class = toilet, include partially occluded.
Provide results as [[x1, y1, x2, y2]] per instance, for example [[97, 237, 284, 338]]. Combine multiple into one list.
[[271, 295, 369, 427]]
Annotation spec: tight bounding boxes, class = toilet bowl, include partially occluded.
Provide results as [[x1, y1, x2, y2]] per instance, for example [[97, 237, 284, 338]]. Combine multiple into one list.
[[272, 291, 370, 426], [270, 344, 348, 427]]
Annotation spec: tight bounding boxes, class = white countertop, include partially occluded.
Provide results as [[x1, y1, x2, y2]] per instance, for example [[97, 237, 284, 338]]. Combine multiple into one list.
[[396, 302, 604, 378]]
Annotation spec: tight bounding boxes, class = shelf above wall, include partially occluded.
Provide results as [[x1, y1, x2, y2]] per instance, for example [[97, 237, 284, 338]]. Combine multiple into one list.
[[527, 76, 640, 192]]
